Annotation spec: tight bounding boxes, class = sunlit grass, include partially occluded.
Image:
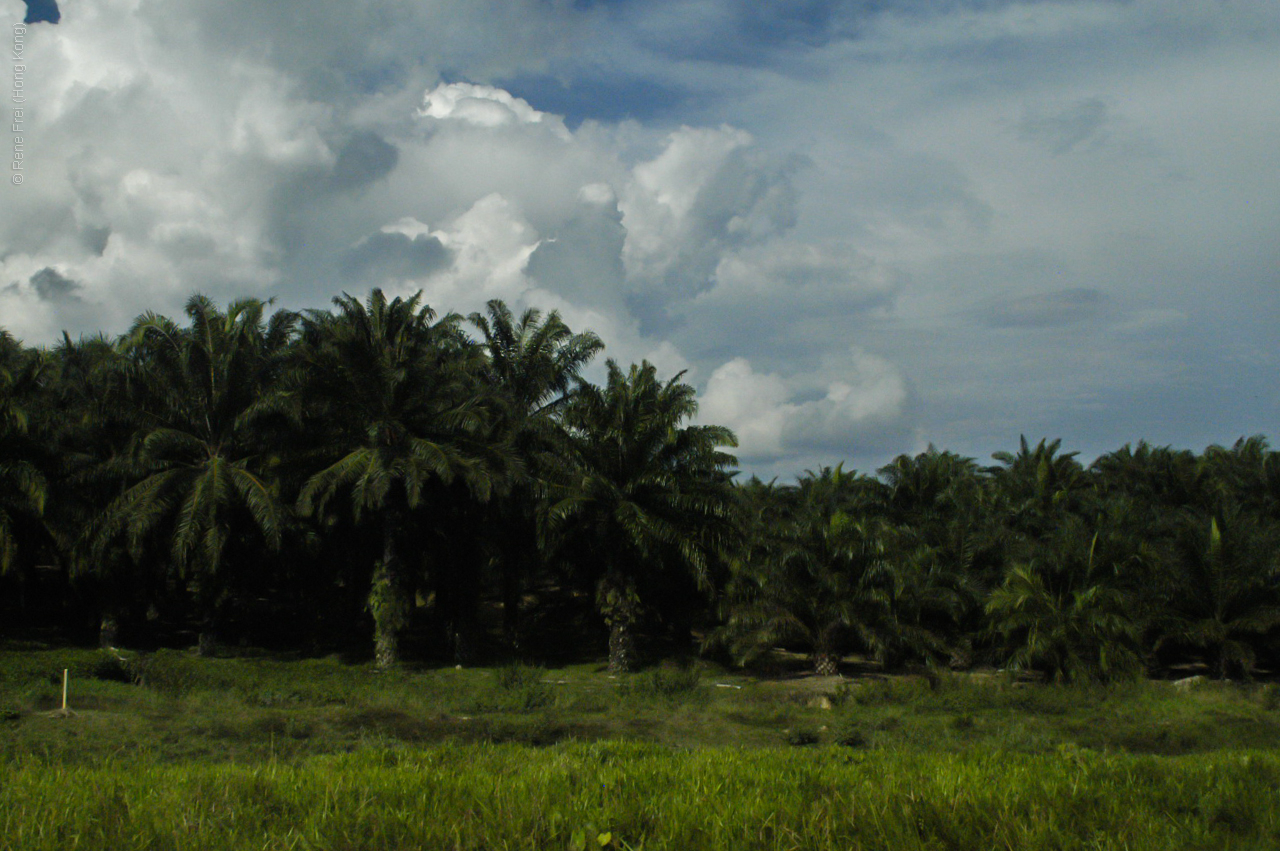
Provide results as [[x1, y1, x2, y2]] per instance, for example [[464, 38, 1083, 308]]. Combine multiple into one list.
[[3, 743, 1279, 850]]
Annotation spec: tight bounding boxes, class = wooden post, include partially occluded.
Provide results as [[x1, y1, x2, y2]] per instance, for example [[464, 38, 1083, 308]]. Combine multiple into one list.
[[61, 668, 68, 712]]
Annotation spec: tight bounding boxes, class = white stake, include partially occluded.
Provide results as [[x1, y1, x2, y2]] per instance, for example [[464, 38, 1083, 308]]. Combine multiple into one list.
[[48, 669, 73, 718]]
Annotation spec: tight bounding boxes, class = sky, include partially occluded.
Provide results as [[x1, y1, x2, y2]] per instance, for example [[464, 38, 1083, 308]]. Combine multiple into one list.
[[3, 0, 1278, 480]]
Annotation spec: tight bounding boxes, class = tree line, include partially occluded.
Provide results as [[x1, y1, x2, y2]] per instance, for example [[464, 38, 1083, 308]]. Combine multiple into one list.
[[1, 290, 1278, 681]]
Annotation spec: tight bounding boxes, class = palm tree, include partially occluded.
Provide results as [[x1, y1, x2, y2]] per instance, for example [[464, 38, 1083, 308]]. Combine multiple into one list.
[[41, 333, 138, 647], [877, 447, 999, 659], [295, 290, 509, 668], [1201, 436, 1280, 519], [0, 331, 47, 578], [94, 295, 294, 654], [989, 436, 1089, 540], [1091, 441, 1206, 512], [985, 520, 1142, 683], [715, 504, 896, 675], [1155, 508, 1280, 679], [546, 360, 737, 673], [878, 446, 981, 526], [468, 300, 602, 646]]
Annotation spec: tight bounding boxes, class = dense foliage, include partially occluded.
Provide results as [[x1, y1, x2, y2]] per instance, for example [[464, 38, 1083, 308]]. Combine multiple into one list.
[[2, 292, 1278, 680]]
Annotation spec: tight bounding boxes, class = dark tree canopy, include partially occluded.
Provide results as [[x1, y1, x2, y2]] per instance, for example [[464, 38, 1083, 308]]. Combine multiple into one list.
[[2, 299, 1278, 683]]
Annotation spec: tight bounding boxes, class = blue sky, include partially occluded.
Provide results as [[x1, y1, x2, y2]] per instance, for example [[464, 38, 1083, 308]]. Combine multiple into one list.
[[3, 0, 1278, 478]]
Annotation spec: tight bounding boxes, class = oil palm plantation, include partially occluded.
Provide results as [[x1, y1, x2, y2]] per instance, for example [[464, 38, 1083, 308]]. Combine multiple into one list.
[[295, 290, 510, 668], [546, 360, 737, 672], [94, 296, 295, 654], [1200, 436, 1280, 520], [877, 447, 998, 646], [716, 462, 965, 674]]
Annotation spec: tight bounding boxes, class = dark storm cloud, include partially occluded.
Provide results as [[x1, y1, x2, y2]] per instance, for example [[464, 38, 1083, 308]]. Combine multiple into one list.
[[327, 132, 399, 192], [30, 268, 81, 301], [22, 0, 59, 24], [339, 232, 452, 283]]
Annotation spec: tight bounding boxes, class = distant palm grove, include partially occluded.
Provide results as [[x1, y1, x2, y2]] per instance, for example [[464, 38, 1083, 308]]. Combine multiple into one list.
[[2, 290, 1278, 682]]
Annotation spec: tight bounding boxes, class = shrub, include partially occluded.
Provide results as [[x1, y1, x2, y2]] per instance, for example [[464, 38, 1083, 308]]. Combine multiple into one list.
[[834, 722, 868, 748], [786, 727, 820, 746], [130, 650, 201, 697], [618, 667, 702, 703], [494, 664, 554, 712]]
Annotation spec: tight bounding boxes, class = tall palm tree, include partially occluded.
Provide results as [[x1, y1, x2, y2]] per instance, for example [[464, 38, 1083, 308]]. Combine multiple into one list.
[[546, 360, 737, 673], [0, 331, 47, 578], [41, 333, 139, 647], [94, 295, 294, 654], [877, 447, 999, 656], [878, 446, 981, 526], [468, 300, 602, 646], [1091, 441, 1206, 513], [295, 289, 509, 668]]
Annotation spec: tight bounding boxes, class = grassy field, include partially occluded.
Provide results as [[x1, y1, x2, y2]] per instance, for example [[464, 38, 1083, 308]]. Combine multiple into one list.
[[4, 644, 1280, 849]]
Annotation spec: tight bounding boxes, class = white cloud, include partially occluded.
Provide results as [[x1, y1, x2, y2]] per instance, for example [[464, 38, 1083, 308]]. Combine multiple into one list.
[[396, 193, 540, 309], [5, 0, 1278, 476], [699, 358, 792, 456], [420, 82, 570, 139], [618, 125, 799, 303], [700, 349, 908, 460]]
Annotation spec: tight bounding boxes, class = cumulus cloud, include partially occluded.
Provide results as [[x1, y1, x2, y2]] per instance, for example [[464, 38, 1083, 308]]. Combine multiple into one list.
[[420, 83, 571, 139], [5, 0, 1278, 476], [339, 230, 450, 285], [619, 126, 800, 328], [700, 349, 908, 460], [326, 131, 399, 192]]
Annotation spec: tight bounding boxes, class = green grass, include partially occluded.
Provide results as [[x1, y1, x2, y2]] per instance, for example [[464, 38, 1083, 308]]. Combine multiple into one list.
[[5, 647, 1280, 849], [5, 647, 1280, 760], [3, 743, 1279, 850]]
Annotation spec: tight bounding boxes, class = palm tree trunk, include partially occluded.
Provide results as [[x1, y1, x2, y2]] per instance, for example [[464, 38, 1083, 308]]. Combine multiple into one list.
[[609, 619, 637, 674], [99, 612, 120, 649], [601, 574, 641, 674], [812, 627, 841, 675], [374, 615, 400, 669], [812, 651, 840, 676], [370, 511, 408, 669], [501, 556, 522, 649]]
